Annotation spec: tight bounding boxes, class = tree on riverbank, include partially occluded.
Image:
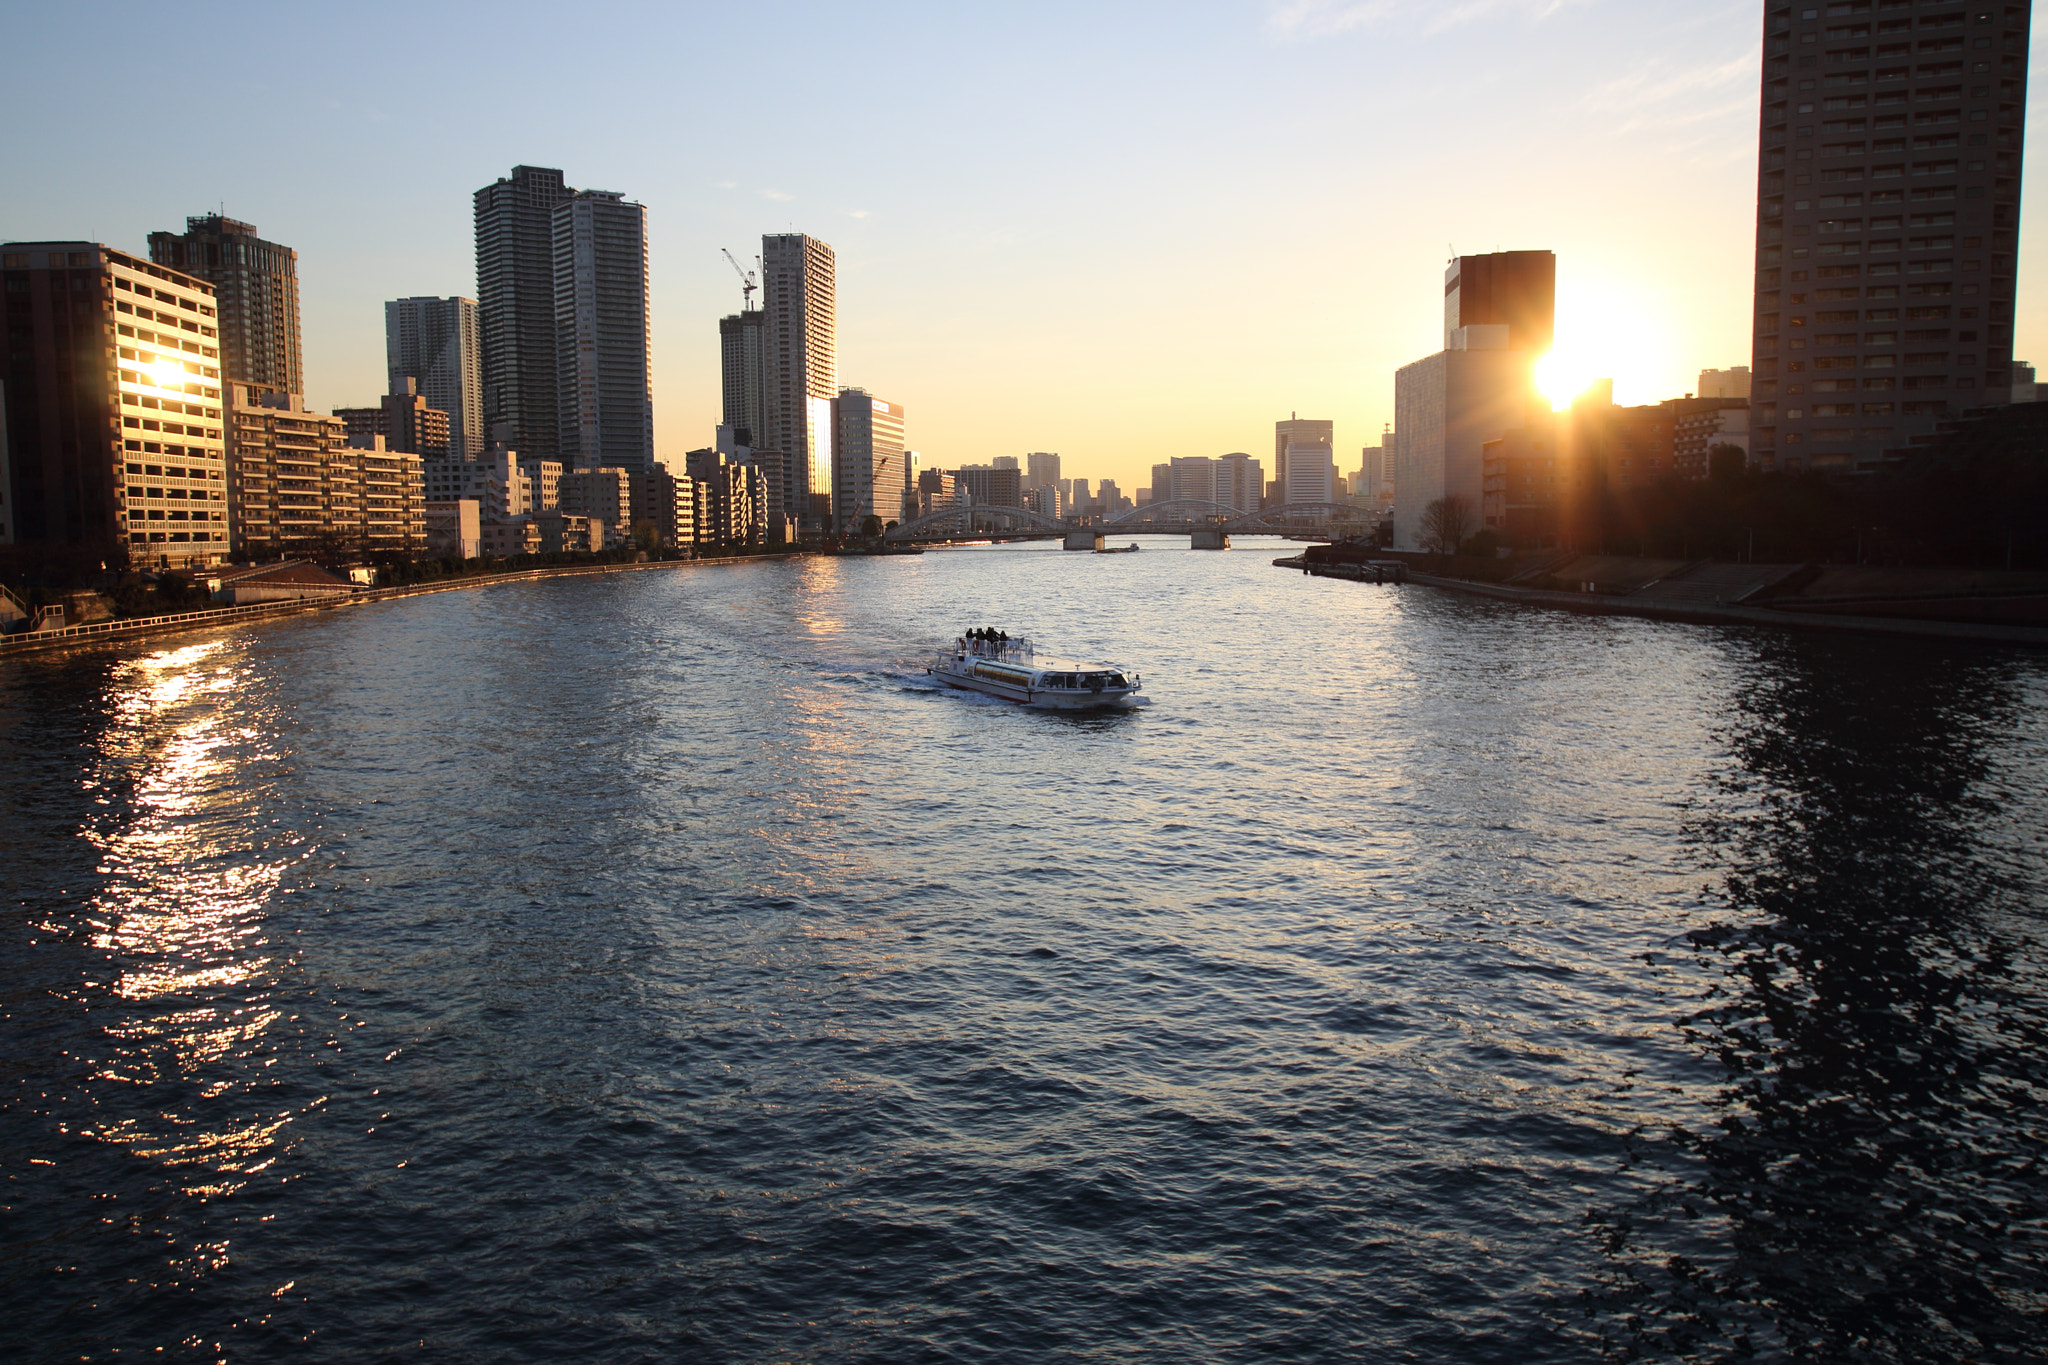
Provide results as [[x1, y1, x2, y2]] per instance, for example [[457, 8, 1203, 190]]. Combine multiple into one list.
[[1419, 496, 1473, 555]]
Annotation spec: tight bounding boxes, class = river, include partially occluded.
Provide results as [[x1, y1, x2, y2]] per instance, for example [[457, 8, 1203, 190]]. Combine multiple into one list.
[[3, 538, 2045, 1363]]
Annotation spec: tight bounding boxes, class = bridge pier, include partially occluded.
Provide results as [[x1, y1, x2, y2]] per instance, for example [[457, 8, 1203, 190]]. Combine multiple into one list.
[[1064, 530, 1104, 552], [1190, 529, 1230, 550]]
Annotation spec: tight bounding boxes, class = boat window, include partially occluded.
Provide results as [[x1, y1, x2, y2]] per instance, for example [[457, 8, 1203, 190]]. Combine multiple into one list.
[[1109, 674, 1126, 687]]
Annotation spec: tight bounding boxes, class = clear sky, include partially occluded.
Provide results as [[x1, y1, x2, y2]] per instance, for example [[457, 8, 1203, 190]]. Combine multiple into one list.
[[4, 0, 2045, 492]]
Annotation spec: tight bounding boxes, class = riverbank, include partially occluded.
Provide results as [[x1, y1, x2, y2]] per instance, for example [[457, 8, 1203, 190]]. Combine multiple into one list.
[[1280, 549, 2048, 647], [0, 553, 801, 658]]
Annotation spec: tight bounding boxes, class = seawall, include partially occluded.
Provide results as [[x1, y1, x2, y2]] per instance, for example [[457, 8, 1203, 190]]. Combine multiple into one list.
[[0, 554, 801, 659]]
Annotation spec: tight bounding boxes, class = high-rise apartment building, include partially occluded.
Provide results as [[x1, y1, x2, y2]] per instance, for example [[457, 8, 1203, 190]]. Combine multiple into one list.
[[387, 297, 483, 458], [554, 190, 653, 473], [0, 242, 228, 568], [1751, 3, 2030, 472], [147, 216, 303, 396], [1273, 417, 1333, 504], [719, 309, 768, 446], [1443, 250, 1556, 354], [1026, 451, 1061, 489], [761, 233, 837, 528], [832, 388, 905, 532], [476, 165, 576, 466]]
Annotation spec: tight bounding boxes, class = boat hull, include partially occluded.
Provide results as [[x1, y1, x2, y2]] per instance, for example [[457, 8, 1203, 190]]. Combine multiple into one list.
[[929, 665, 1139, 709]]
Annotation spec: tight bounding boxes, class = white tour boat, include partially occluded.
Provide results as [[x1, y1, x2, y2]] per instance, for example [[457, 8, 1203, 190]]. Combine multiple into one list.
[[928, 632, 1143, 709]]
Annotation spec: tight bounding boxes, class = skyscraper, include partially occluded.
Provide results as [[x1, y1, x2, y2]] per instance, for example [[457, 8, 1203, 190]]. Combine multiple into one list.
[[0, 242, 228, 568], [553, 190, 653, 473], [147, 215, 303, 395], [475, 165, 575, 466], [1273, 416, 1333, 504], [832, 388, 905, 532], [1026, 451, 1061, 489], [1751, 4, 2030, 472], [761, 233, 837, 527], [387, 297, 483, 459], [720, 309, 768, 446]]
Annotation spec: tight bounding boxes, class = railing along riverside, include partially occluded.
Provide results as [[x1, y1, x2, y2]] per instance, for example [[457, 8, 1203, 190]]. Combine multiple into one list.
[[0, 554, 776, 656]]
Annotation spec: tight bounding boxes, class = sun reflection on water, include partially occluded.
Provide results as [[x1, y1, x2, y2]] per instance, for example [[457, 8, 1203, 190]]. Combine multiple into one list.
[[59, 639, 307, 1199]]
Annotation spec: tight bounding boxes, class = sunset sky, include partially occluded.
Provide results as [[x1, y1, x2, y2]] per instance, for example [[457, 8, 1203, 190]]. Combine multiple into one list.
[[5, 0, 2046, 491]]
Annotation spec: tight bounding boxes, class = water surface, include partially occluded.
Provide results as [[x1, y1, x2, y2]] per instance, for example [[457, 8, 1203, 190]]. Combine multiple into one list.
[[4, 540, 2044, 1362]]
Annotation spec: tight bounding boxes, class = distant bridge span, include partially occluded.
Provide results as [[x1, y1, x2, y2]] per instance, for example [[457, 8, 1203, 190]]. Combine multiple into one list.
[[885, 498, 1377, 544]]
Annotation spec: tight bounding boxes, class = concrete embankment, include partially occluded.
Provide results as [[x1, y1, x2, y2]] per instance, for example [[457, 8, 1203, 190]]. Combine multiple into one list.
[[0, 554, 797, 659], [1284, 549, 2048, 647]]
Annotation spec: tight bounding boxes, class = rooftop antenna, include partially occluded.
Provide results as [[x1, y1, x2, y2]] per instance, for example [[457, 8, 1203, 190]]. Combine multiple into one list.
[[720, 248, 757, 310]]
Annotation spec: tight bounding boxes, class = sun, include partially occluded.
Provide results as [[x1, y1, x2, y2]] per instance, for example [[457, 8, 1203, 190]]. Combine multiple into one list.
[[1535, 349, 1600, 412]]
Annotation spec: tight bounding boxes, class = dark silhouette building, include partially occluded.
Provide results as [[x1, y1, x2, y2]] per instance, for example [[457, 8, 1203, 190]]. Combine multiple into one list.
[[0, 241, 228, 569], [475, 165, 575, 467], [1750, 3, 2031, 473]]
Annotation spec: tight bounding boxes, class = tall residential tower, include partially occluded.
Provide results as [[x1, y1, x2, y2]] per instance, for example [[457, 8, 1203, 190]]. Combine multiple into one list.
[[761, 233, 837, 528], [386, 296, 482, 459], [720, 309, 768, 446], [147, 215, 302, 396], [1750, 2, 2030, 472], [475, 165, 575, 465], [553, 190, 653, 473]]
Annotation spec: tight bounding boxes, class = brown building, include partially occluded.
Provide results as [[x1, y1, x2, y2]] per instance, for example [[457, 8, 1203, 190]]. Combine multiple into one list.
[[147, 216, 303, 396], [227, 384, 425, 559], [1444, 251, 1556, 355], [1750, 3, 2030, 473], [335, 381, 451, 459], [0, 241, 228, 569]]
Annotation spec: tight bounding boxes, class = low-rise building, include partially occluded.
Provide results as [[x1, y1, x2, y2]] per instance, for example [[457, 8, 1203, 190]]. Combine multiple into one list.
[[521, 457, 562, 510], [351, 436, 426, 555], [560, 466, 631, 542], [630, 465, 696, 552], [335, 380, 451, 459], [480, 516, 539, 557], [535, 509, 602, 554], [425, 498, 480, 558]]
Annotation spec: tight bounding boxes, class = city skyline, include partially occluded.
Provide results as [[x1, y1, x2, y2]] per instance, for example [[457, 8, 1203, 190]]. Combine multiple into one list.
[[4, 2, 2046, 496]]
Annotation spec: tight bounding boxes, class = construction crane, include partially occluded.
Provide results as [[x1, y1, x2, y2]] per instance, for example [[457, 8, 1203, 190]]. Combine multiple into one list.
[[720, 248, 758, 311]]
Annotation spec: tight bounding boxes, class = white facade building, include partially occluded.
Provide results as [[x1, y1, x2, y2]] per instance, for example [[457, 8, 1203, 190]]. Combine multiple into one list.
[[1392, 326, 1539, 551]]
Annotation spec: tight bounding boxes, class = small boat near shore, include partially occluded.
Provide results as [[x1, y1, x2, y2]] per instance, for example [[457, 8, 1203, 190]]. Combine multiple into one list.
[[1097, 543, 1141, 554], [927, 632, 1143, 709]]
